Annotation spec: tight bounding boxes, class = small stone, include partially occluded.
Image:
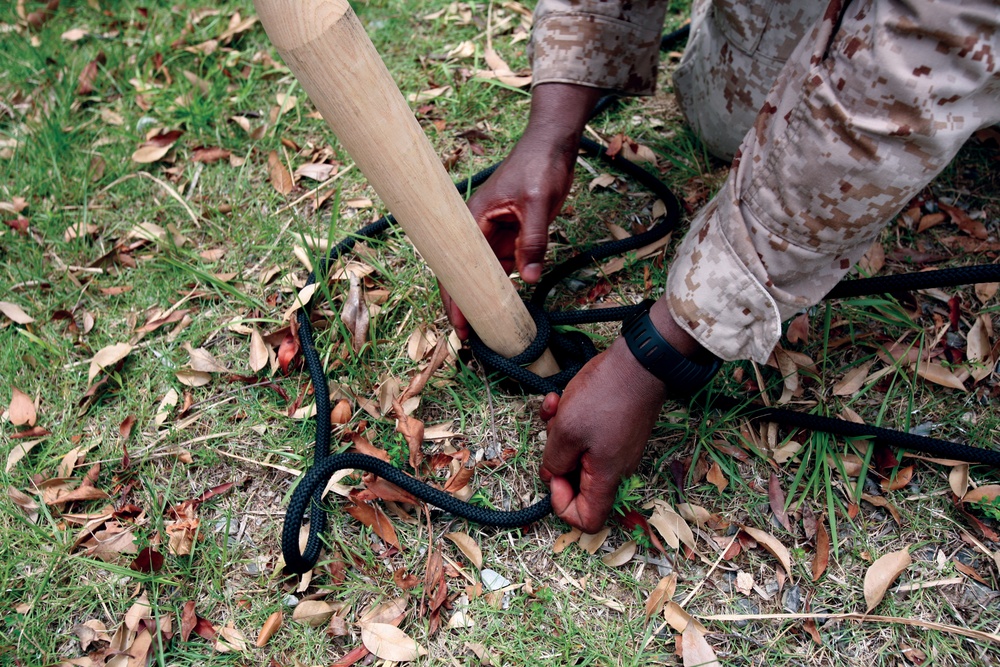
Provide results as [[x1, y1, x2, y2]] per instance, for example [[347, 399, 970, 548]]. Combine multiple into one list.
[[244, 563, 260, 575], [283, 595, 298, 607], [782, 585, 801, 613], [481, 569, 510, 592], [733, 599, 759, 628], [959, 581, 999, 608]]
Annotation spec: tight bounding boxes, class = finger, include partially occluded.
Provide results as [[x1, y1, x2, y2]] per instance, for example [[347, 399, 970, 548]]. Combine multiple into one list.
[[438, 281, 470, 341], [515, 197, 552, 283], [541, 428, 583, 481], [572, 466, 619, 533], [540, 392, 560, 421], [548, 475, 576, 517]]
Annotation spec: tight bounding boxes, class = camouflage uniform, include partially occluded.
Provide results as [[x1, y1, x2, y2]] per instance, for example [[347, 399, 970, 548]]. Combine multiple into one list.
[[530, 0, 1000, 363]]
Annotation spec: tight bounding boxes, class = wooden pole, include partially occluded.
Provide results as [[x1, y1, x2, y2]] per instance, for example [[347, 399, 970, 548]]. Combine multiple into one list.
[[254, 0, 558, 376]]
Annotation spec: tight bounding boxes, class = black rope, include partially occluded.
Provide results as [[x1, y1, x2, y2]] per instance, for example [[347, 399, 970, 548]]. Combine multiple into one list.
[[279, 24, 999, 573]]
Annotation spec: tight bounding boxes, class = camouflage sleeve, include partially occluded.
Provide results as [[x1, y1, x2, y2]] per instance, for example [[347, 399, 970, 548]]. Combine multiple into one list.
[[528, 0, 669, 94], [666, 0, 1000, 363]]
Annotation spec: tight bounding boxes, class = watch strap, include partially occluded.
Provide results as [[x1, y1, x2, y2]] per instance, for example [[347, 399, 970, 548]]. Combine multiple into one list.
[[621, 300, 721, 393]]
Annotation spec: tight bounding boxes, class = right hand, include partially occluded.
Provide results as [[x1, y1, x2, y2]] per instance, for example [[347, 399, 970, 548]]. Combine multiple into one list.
[[441, 83, 604, 340]]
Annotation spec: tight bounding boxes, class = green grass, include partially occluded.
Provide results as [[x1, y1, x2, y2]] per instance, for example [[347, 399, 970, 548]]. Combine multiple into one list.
[[2, 0, 1000, 666]]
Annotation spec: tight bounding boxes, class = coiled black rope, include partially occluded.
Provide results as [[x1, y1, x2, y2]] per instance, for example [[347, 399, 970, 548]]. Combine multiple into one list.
[[279, 23, 1000, 573]]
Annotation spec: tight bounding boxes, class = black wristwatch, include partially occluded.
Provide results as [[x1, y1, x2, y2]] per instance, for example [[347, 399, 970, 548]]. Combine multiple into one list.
[[621, 300, 721, 393]]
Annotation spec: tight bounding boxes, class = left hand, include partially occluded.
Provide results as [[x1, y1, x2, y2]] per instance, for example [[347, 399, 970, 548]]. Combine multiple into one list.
[[539, 336, 668, 533]]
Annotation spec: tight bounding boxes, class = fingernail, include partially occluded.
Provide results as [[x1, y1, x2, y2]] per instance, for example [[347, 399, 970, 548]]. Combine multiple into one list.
[[523, 263, 542, 282]]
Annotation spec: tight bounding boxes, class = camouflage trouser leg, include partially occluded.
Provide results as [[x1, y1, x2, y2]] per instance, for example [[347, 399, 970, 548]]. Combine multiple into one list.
[[667, 0, 1000, 363]]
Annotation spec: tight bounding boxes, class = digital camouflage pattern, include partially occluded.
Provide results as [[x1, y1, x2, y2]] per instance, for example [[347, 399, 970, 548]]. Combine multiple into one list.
[[531, 0, 1000, 363]]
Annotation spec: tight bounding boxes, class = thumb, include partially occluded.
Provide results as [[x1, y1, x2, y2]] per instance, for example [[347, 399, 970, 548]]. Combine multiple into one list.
[[541, 428, 584, 481], [516, 196, 552, 284]]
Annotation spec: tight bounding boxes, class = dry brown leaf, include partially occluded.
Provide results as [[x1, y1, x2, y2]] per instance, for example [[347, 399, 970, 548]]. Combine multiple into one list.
[[6, 439, 41, 473], [975, 282, 999, 303], [769, 472, 791, 531], [915, 362, 967, 391], [341, 272, 369, 353], [706, 462, 728, 494], [644, 574, 677, 621], [268, 150, 294, 195], [786, 313, 810, 344], [8, 486, 39, 521], [740, 525, 793, 577], [0, 301, 35, 324], [968, 314, 996, 382], [88, 343, 132, 383], [359, 597, 408, 626], [346, 499, 400, 549], [864, 548, 911, 611], [647, 502, 696, 552], [553, 528, 581, 553], [8, 387, 36, 426], [185, 344, 228, 373], [880, 465, 915, 492], [578, 527, 611, 555], [294, 162, 337, 182], [175, 369, 212, 387], [481, 47, 531, 87], [833, 361, 875, 396], [963, 485, 1000, 504], [949, 464, 970, 498], [255, 610, 282, 647], [445, 532, 483, 570], [292, 601, 335, 627], [662, 602, 707, 634], [682, 625, 722, 667], [858, 239, 885, 275], [360, 623, 427, 661], [861, 494, 902, 524], [248, 328, 270, 373], [131, 143, 173, 163], [601, 540, 637, 568], [588, 173, 618, 191], [215, 622, 248, 653], [406, 85, 452, 103], [812, 518, 830, 581]]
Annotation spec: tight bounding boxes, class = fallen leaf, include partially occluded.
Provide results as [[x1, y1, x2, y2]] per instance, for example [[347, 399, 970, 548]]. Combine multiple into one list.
[[88, 343, 132, 383], [964, 485, 1000, 504], [644, 574, 677, 621], [191, 146, 231, 163], [706, 462, 728, 494], [8, 387, 36, 426], [254, 609, 285, 648], [833, 361, 875, 396], [294, 162, 337, 181], [647, 502, 697, 552], [880, 465, 915, 492], [663, 602, 707, 634], [292, 601, 336, 627], [864, 548, 911, 611], [786, 314, 810, 344], [248, 328, 270, 373], [5, 439, 41, 472], [360, 623, 426, 662], [407, 85, 452, 103], [0, 301, 35, 324], [601, 540, 637, 567], [215, 622, 248, 653], [946, 465, 972, 501], [975, 283, 998, 303], [968, 315, 996, 382], [740, 525, 793, 577], [346, 498, 400, 549], [812, 518, 830, 581], [553, 528, 581, 553], [578, 527, 611, 555], [940, 202, 988, 240], [340, 273, 369, 353], [175, 369, 212, 387], [588, 173, 619, 191], [185, 344, 228, 373], [268, 151, 294, 195], [359, 597, 408, 626], [916, 362, 967, 391], [768, 473, 791, 531], [861, 494, 902, 524], [132, 142, 174, 164], [445, 531, 483, 570]]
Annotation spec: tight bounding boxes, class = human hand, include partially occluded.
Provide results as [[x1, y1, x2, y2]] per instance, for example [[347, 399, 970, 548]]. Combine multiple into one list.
[[442, 83, 603, 340], [538, 337, 668, 533]]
